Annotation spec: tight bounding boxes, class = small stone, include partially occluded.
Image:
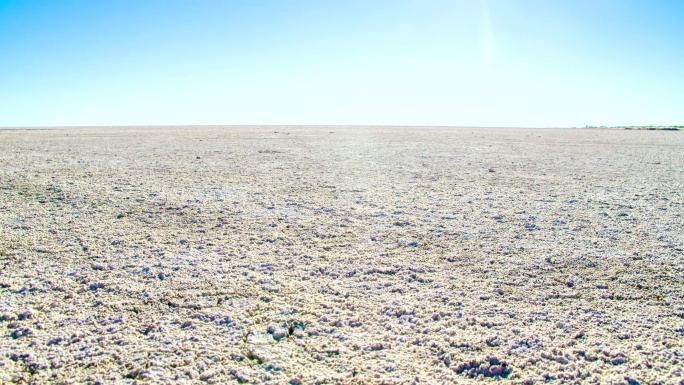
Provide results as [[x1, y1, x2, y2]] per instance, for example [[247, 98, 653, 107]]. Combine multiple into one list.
[[489, 365, 503, 376], [494, 288, 504, 295], [127, 368, 142, 379], [18, 311, 33, 321], [158, 272, 166, 280], [199, 370, 218, 381], [91, 262, 106, 271], [1, 313, 17, 322], [10, 327, 33, 339], [486, 335, 501, 347], [289, 377, 302, 385], [138, 366, 168, 381], [186, 369, 199, 379], [181, 320, 193, 329], [273, 329, 288, 340], [89, 283, 105, 291], [555, 356, 569, 364], [371, 342, 383, 351]]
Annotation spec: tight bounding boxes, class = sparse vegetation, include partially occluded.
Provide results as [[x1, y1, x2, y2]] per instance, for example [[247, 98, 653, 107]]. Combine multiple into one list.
[[584, 125, 682, 130]]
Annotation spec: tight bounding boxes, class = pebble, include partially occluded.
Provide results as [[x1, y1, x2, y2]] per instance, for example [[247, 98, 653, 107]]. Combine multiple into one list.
[[199, 370, 218, 381], [91, 262, 106, 271], [273, 329, 288, 340], [18, 311, 33, 321]]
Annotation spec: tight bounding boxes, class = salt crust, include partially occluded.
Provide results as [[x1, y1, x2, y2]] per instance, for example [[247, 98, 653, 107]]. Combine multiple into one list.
[[0, 126, 682, 384]]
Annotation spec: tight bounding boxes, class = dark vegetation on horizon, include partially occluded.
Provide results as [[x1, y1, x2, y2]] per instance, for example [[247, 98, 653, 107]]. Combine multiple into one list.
[[584, 125, 682, 130]]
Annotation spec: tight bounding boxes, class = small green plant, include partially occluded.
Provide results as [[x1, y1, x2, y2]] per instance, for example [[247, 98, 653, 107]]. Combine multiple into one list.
[[244, 349, 263, 364]]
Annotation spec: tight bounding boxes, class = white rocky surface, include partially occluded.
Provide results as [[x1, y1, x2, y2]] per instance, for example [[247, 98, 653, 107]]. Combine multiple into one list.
[[0, 126, 682, 384]]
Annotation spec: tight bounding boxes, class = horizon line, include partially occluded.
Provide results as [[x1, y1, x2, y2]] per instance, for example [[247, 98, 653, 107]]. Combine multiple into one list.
[[0, 124, 578, 130]]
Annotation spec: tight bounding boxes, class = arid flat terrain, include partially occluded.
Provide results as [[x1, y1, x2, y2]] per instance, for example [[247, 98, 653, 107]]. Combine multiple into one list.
[[0, 126, 682, 384]]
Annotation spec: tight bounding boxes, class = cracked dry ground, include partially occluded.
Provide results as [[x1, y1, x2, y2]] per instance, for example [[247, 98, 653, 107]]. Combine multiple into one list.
[[0, 126, 683, 384]]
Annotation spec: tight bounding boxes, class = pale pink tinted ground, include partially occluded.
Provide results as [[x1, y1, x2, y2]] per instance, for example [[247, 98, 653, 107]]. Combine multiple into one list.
[[0, 127, 682, 384]]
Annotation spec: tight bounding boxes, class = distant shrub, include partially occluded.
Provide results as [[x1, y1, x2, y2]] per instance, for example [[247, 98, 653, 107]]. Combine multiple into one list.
[[591, 125, 681, 131]]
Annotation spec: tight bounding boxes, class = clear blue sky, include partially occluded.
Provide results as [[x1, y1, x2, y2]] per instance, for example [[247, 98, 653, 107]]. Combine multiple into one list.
[[1, 0, 682, 127]]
